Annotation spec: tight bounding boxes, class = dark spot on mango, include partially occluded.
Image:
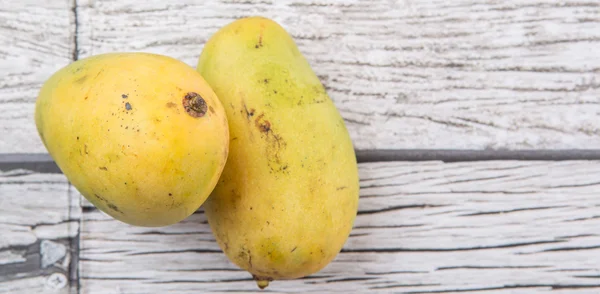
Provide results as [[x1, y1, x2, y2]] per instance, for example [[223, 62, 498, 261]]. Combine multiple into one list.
[[94, 193, 105, 201], [99, 166, 108, 171], [182, 92, 207, 118], [166, 102, 177, 108], [125, 102, 132, 111], [263, 79, 269, 84], [248, 250, 253, 268], [107, 202, 123, 214], [168, 193, 172, 197], [242, 103, 255, 120], [238, 249, 249, 265], [76, 136, 79, 140], [209, 106, 215, 114], [258, 120, 271, 133], [84, 144, 89, 155], [273, 90, 277, 94], [255, 32, 263, 49], [337, 186, 348, 190], [75, 75, 88, 84], [122, 94, 128, 99], [253, 113, 287, 172], [84, 96, 88, 100], [291, 246, 297, 253]]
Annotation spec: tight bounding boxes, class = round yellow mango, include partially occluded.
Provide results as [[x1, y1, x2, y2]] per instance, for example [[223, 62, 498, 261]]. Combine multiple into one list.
[[35, 52, 229, 227]]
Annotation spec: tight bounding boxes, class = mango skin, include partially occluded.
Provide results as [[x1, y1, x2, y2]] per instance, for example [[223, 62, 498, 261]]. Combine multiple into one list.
[[197, 17, 359, 286], [35, 52, 229, 227]]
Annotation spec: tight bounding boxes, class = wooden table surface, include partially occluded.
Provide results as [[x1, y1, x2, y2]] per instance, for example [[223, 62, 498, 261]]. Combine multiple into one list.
[[1, 1, 600, 293]]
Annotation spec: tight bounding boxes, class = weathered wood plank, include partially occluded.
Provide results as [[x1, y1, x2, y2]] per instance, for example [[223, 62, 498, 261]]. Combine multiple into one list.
[[0, 170, 80, 293], [79, 161, 600, 293], [74, 0, 600, 150], [0, 1, 75, 153]]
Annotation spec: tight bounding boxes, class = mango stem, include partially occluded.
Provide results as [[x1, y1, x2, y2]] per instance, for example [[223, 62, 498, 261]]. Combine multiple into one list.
[[253, 275, 272, 290], [182, 92, 207, 118]]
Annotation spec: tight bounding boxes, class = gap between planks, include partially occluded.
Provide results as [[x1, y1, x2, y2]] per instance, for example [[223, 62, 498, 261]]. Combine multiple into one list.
[[3, 150, 600, 174]]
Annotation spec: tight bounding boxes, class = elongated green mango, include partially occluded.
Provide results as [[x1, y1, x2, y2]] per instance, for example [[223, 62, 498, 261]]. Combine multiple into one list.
[[197, 17, 359, 288]]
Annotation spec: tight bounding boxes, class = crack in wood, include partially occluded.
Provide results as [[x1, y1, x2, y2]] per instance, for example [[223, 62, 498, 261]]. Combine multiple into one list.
[[544, 181, 600, 189], [370, 283, 442, 290], [341, 239, 566, 253], [539, 245, 600, 253], [459, 205, 569, 217], [357, 204, 448, 215], [147, 278, 254, 284], [127, 249, 223, 256], [71, 0, 79, 61], [404, 284, 600, 293], [365, 271, 429, 275], [436, 265, 551, 271], [163, 268, 244, 273]]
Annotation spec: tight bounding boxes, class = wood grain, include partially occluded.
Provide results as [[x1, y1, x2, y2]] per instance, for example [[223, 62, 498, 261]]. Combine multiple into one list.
[[79, 161, 600, 293], [0, 170, 80, 293], [73, 0, 600, 151], [0, 1, 75, 153]]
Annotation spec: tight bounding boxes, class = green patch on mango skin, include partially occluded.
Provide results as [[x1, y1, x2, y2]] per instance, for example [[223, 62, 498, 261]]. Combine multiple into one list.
[[258, 237, 286, 266]]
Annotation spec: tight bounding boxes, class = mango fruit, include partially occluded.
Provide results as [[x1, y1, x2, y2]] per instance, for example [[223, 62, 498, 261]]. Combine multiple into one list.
[[197, 17, 359, 288], [35, 52, 229, 227]]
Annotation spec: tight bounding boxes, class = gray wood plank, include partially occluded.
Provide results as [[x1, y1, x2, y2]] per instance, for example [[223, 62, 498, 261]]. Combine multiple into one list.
[[72, 0, 600, 151], [79, 161, 600, 293], [0, 1, 75, 153], [0, 170, 80, 294]]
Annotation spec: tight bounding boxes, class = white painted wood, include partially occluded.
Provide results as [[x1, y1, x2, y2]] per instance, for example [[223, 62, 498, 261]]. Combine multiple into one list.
[[73, 0, 600, 150], [4, 0, 600, 151], [0, 170, 79, 293], [0, 1, 75, 153], [79, 161, 600, 293]]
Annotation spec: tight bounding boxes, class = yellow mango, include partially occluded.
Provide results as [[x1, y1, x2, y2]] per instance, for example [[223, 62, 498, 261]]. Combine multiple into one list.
[[35, 52, 229, 227], [197, 17, 359, 288]]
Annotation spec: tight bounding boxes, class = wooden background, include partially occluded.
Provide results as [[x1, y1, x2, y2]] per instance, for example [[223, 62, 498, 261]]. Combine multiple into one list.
[[1, 0, 600, 293]]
